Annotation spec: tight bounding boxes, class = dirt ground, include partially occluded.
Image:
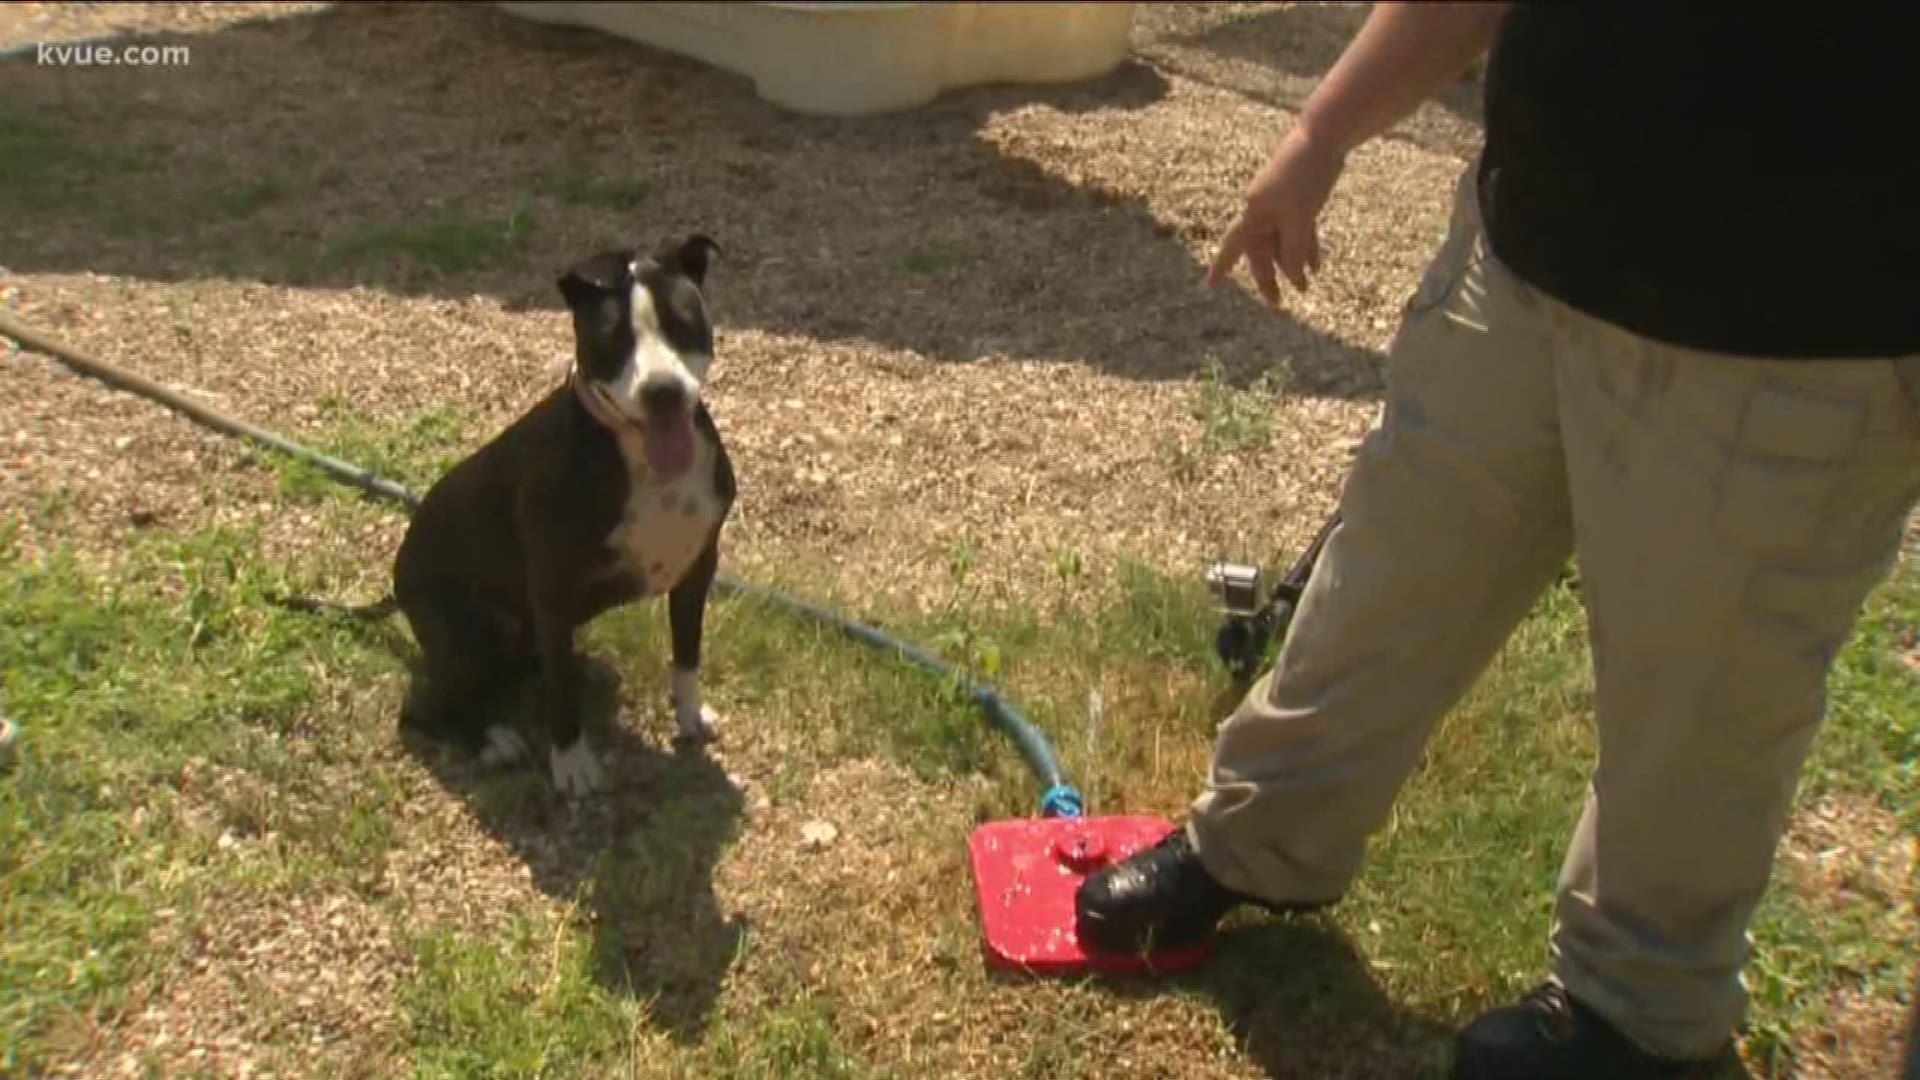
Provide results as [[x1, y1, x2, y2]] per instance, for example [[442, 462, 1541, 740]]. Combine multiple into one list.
[[0, 2, 1474, 610]]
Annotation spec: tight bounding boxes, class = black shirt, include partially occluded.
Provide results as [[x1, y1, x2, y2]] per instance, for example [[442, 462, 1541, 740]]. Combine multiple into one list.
[[1477, 4, 1920, 359]]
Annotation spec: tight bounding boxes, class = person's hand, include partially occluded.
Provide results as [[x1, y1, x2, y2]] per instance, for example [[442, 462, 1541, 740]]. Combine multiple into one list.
[[1207, 121, 1347, 305]]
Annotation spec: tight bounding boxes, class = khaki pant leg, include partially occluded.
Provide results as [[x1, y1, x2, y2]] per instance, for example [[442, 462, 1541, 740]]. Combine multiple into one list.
[[1190, 167, 1573, 904], [1547, 310, 1920, 1058]]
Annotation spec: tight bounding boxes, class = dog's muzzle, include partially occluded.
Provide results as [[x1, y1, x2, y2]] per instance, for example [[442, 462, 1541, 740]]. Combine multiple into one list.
[[638, 376, 690, 419]]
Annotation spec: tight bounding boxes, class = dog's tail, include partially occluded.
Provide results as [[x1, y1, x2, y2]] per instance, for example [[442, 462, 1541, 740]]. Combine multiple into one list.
[[266, 591, 401, 622]]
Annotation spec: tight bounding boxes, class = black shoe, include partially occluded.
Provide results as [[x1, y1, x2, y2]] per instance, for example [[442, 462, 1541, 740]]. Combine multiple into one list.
[[1452, 982, 1733, 1079], [1073, 826, 1325, 953]]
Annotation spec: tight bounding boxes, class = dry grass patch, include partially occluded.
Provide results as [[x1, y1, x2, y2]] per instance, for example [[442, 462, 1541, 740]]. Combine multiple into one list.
[[1782, 795, 1916, 922], [1773, 794, 1919, 1080], [62, 892, 409, 1080]]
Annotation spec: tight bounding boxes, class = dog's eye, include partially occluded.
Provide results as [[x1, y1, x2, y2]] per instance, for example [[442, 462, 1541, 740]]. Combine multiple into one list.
[[588, 299, 626, 333]]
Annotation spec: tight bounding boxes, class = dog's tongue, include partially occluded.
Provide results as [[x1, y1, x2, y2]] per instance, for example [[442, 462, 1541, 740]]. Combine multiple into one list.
[[642, 412, 696, 478]]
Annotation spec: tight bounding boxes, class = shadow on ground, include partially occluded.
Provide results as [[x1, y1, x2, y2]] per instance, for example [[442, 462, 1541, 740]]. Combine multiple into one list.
[[401, 654, 746, 1044], [1134, 2, 1485, 162], [0, 0, 1383, 396], [1206, 921, 1448, 1079], [1085, 915, 1758, 1080], [1081, 919, 1454, 1079], [1200, 916, 1754, 1080]]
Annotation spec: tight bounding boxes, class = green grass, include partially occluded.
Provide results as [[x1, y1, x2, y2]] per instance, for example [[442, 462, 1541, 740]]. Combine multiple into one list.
[[0, 523, 403, 1075], [0, 105, 145, 213], [319, 206, 535, 277], [1191, 356, 1291, 455], [1803, 566, 1920, 817], [402, 918, 635, 1080], [1738, 566, 1920, 1071], [208, 175, 288, 219], [698, 996, 876, 1080], [551, 169, 653, 211], [2, 418, 1914, 1077], [269, 398, 470, 504], [899, 247, 965, 275], [0, 110, 81, 211]]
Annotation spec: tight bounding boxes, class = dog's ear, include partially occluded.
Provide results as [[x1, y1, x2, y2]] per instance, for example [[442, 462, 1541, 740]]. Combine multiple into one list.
[[556, 250, 633, 309], [660, 233, 721, 286]]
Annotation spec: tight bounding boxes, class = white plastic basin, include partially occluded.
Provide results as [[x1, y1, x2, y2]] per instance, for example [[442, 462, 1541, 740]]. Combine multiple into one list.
[[495, 2, 1137, 116]]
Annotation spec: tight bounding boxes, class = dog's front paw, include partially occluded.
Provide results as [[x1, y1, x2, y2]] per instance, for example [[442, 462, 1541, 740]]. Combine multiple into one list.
[[673, 702, 722, 750], [480, 724, 531, 766], [549, 738, 604, 797], [670, 669, 721, 751]]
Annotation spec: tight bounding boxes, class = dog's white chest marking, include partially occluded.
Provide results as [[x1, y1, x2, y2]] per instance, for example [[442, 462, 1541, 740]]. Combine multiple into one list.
[[605, 431, 723, 595]]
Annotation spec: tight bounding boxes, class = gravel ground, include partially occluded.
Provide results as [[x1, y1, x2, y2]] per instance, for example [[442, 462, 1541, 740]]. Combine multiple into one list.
[[0, 1, 1470, 615]]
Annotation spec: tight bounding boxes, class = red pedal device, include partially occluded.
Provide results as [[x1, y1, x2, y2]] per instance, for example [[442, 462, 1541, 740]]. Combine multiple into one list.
[[967, 815, 1214, 976]]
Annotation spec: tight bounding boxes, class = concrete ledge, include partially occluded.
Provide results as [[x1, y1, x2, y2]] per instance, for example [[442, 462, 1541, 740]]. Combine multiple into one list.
[[495, 2, 1136, 116]]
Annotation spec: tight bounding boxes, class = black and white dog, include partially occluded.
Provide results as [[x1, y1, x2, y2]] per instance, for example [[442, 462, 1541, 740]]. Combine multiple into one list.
[[380, 234, 734, 795]]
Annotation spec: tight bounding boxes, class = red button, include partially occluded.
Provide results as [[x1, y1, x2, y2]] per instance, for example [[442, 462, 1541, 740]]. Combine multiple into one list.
[[1053, 830, 1108, 871]]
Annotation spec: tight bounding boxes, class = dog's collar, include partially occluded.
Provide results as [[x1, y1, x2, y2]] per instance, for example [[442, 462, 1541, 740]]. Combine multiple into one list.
[[570, 371, 639, 433]]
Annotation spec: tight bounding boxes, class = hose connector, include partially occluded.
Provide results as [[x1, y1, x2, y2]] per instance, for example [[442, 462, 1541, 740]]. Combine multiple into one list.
[[1040, 783, 1084, 819]]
